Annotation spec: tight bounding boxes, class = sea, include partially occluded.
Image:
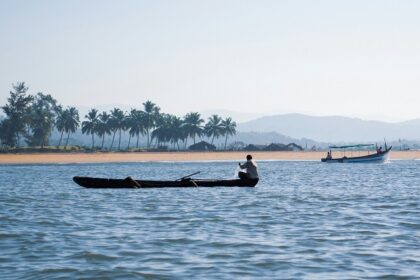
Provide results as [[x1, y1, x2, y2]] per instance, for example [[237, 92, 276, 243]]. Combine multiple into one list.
[[0, 160, 419, 279]]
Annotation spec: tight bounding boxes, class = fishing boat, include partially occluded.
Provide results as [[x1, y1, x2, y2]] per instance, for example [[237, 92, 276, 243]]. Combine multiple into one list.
[[321, 143, 392, 163], [73, 173, 259, 189]]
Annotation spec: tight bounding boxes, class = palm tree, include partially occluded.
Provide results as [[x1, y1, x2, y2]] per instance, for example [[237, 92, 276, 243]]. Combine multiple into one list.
[[128, 110, 146, 149], [151, 112, 167, 147], [97, 111, 111, 150], [204, 114, 223, 146], [151, 113, 164, 147], [182, 112, 204, 146], [152, 114, 183, 149], [142, 101, 160, 149], [55, 107, 66, 147], [125, 109, 138, 150], [64, 107, 80, 149], [169, 116, 183, 150], [82, 109, 99, 149], [178, 120, 189, 150], [221, 117, 237, 150], [109, 108, 125, 150]]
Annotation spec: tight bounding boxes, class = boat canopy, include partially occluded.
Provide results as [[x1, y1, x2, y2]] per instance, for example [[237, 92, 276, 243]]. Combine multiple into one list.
[[329, 144, 375, 149]]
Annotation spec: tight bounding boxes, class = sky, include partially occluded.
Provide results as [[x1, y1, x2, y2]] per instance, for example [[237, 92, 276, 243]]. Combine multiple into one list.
[[1, 0, 420, 122]]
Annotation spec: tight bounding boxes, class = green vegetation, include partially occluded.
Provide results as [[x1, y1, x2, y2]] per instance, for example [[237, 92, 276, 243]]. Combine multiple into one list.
[[0, 82, 237, 152], [1, 82, 33, 147], [56, 107, 80, 149], [81, 109, 99, 149], [183, 112, 204, 146]]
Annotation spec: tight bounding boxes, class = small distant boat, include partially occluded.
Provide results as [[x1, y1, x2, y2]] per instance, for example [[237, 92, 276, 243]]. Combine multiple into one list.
[[321, 143, 392, 163], [73, 175, 259, 188]]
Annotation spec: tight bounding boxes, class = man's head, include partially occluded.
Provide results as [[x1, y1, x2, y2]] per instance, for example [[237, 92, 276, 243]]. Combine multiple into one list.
[[246, 154, 252, 161]]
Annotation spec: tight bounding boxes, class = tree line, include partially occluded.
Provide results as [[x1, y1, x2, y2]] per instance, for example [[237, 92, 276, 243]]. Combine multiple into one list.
[[0, 82, 237, 150]]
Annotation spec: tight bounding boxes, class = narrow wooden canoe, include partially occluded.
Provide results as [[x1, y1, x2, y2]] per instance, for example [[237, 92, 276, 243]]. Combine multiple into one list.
[[73, 176, 259, 188]]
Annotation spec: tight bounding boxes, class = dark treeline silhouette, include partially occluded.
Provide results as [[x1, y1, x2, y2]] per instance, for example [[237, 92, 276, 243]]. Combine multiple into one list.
[[0, 82, 237, 151]]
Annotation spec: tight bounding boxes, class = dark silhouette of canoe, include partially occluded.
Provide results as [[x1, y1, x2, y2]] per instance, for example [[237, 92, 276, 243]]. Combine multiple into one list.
[[73, 176, 259, 188]]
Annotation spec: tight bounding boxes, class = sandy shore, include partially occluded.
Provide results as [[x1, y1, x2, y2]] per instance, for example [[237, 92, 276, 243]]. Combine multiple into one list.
[[0, 151, 418, 164]]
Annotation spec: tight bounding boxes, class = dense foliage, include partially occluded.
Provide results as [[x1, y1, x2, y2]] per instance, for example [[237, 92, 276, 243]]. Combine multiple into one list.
[[0, 82, 237, 150]]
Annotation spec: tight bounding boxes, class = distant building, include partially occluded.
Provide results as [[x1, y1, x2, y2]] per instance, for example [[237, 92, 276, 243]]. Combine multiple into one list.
[[188, 141, 216, 151], [244, 144, 265, 151], [244, 143, 303, 151]]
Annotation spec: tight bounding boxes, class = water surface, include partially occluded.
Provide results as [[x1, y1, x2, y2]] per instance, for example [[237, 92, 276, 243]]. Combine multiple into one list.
[[1, 161, 419, 279]]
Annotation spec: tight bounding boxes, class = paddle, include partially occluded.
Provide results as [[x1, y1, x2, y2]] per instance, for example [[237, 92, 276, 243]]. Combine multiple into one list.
[[176, 171, 200, 187], [176, 171, 200, 181]]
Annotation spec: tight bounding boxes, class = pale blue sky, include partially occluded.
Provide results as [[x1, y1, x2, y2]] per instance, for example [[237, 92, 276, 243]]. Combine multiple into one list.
[[1, 0, 420, 121]]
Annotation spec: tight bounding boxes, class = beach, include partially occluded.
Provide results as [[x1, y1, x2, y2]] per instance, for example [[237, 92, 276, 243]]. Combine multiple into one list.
[[0, 150, 418, 164]]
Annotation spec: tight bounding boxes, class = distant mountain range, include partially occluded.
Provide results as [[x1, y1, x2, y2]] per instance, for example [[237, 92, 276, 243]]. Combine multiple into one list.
[[238, 113, 420, 142], [76, 106, 264, 123], [200, 109, 265, 123], [230, 131, 319, 147], [4, 104, 420, 145]]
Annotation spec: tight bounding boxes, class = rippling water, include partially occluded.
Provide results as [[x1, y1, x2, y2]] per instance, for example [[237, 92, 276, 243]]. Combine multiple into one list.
[[1, 160, 419, 279]]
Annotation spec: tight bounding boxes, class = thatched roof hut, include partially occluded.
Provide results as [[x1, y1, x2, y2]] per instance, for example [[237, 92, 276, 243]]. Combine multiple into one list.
[[188, 141, 216, 151]]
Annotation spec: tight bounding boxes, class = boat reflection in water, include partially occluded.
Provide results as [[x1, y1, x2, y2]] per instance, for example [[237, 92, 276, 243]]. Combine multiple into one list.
[[321, 143, 392, 163]]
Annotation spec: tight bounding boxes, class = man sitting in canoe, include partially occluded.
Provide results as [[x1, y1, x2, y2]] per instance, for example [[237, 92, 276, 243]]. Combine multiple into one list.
[[238, 155, 259, 180]]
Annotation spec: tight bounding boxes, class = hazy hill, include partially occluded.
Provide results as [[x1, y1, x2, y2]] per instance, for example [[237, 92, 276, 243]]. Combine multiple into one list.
[[76, 106, 263, 123], [229, 131, 319, 148], [238, 114, 420, 142], [200, 109, 265, 123]]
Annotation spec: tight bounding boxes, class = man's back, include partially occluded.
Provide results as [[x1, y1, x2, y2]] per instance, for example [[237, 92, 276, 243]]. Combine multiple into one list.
[[241, 160, 259, 179]]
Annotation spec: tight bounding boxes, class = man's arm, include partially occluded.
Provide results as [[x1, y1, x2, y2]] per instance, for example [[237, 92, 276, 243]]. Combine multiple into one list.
[[239, 162, 247, 169]]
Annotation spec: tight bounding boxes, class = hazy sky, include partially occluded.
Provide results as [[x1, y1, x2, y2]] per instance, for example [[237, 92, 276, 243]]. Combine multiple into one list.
[[1, 0, 420, 122]]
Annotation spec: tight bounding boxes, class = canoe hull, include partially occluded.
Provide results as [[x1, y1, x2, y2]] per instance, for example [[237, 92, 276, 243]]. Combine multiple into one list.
[[73, 176, 259, 188], [321, 147, 391, 163]]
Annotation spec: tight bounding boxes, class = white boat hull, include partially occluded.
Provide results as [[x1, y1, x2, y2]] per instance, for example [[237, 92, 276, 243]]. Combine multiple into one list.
[[321, 147, 391, 163]]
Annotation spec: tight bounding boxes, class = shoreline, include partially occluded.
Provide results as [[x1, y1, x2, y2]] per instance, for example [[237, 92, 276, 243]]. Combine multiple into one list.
[[0, 151, 418, 164]]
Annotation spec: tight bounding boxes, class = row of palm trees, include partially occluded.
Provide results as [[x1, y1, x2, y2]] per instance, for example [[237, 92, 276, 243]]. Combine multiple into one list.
[[80, 101, 237, 150], [55, 107, 80, 149]]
